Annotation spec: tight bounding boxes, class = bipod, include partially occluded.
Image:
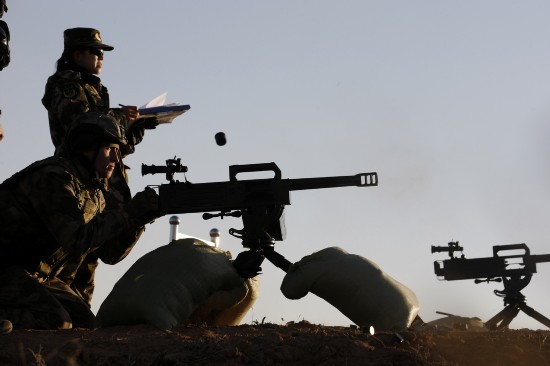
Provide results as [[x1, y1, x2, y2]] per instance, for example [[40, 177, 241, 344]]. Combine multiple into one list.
[[485, 274, 550, 330]]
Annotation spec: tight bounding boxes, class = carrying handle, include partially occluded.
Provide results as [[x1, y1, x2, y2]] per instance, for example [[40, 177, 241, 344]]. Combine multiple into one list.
[[229, 162, 281, 181], [493, 243, 529, 258]]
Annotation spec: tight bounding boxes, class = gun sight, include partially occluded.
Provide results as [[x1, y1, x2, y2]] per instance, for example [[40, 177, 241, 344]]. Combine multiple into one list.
[[142, 158, 188, 183], [431, 241, 463, 257]]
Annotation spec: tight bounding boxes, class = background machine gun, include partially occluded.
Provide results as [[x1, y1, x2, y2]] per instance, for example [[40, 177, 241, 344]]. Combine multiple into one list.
[[432, 241, 550, 330], [143, 157, 378, 276]]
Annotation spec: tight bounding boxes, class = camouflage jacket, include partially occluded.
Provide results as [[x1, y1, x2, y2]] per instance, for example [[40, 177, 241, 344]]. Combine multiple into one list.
[[41, 70, 138, 156], [0, 156, 143, 304]]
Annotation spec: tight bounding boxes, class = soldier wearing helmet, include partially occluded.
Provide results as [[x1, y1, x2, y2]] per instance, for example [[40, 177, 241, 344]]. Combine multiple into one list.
[[0, 112, 162, 330]]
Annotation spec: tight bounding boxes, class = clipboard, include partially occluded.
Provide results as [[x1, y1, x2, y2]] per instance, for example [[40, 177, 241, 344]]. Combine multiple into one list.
[[139, 104, 191, 116]]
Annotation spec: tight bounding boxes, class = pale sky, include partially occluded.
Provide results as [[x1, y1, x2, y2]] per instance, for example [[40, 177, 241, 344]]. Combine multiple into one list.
[[2, 1, 550, 330]]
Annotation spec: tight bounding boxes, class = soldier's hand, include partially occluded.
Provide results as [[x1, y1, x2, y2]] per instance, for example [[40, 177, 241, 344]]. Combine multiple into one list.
[[121, 105, 139, 124], [124, 187, 162, 226], [137, 116, 159, 130]]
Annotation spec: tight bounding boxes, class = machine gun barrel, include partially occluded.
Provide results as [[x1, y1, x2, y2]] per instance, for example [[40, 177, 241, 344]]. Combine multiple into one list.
[[154, 163, 377, 215], [529, 254, 550, 263], [287, 173, 377, 191], [526, 254, 550, 272]]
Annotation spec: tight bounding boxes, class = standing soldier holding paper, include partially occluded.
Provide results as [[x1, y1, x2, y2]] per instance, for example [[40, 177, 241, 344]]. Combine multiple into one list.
[[42, 27, 148, 156]]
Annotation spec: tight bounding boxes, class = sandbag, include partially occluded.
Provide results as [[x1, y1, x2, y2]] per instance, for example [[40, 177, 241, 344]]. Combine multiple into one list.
[[96, 239, 259, 330], [417, 314, 487, 332], [281, 246, 419, 330], [189, 277, 259, 325]]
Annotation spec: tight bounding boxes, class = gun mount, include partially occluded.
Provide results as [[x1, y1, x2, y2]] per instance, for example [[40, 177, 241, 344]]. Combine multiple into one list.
[[143, 158, 378, 274], [432, 241, 550, 330]]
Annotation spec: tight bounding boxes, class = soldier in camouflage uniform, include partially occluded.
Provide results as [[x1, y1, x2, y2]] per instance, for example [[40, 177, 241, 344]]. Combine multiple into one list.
[[42, 27, 147, 155], [0, 112, 162, 330]]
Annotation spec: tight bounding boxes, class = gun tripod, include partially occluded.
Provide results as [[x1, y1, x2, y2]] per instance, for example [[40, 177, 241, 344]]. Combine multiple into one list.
[[484, 274, 550, 330]]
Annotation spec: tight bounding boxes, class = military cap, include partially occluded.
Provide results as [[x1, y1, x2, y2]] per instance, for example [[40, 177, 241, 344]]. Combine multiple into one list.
[[63, 27, 114, 51]]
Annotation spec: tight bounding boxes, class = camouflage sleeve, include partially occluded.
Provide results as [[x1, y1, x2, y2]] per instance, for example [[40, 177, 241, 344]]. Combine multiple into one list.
[[69, 253, 99, 305], [59, 220, 143, 305], [42, 76, 91, 149], [25, 165, 139, 258], [97, 225, 144, 264], [56, 252, 99, 305]]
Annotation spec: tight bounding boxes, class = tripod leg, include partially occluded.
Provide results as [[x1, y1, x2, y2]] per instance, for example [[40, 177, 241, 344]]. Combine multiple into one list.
[[518, 303, 550, 329], [485, 305, 520, 330], [263, 247, 292, 273]]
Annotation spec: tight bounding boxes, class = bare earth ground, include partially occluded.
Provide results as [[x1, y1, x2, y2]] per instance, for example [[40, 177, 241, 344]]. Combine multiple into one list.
[[1, 321, 549, 366]]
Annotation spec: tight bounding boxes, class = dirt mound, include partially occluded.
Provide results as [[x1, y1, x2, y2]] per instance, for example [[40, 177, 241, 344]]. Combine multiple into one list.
[[1, 321, 549, 365]]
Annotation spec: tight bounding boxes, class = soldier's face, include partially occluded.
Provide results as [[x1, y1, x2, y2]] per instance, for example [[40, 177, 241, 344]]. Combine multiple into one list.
[[95, 145, 120, 179], [73, 49, 103, 75]]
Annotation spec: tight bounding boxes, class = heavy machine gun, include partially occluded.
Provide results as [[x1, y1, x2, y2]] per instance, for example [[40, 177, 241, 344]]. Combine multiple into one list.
[[432, 241, 550, 329], [143, 157, 378, 275]]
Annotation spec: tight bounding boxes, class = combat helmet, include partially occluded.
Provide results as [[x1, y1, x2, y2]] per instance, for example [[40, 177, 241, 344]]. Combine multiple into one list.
[[66, 112, 127, 154]]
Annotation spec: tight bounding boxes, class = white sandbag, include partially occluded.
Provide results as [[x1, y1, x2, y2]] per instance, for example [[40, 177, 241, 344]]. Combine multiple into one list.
[[189, 277, 260, 325], [96, 238, 259, 330], [281, 246, 420, 330]]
